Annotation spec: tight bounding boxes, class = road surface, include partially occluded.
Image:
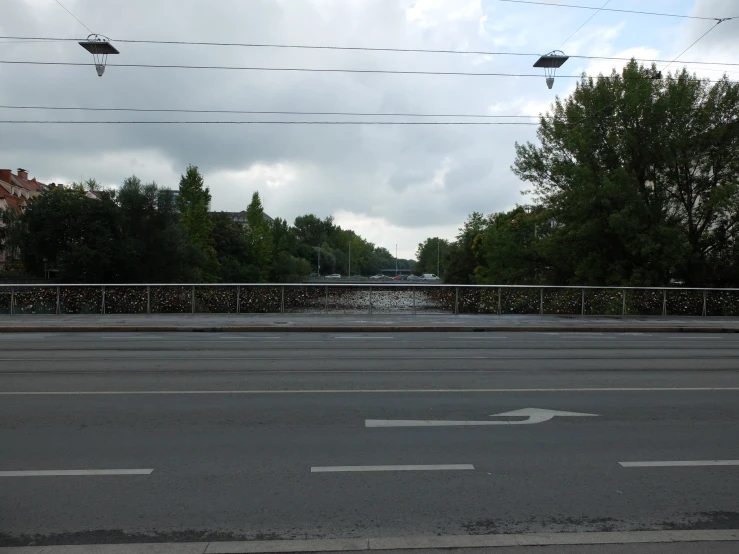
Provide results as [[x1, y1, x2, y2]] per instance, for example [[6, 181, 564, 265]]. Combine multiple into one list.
[[1, 331, 738, 547]]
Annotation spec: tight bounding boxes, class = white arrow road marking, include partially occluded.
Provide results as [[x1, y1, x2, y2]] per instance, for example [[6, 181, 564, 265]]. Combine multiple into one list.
[[365, 408, 599, 427]]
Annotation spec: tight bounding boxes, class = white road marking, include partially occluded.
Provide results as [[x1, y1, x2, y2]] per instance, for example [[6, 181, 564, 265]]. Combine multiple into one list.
[[219, 336, 279, 339], [668, 336, 722, 340], [620, 460, 739, 468], [0, 469, 153, 476], [2, 387, 739, 396], [449, 336, 507, 339], [559, 333, 616, 339], [367, 408, 599, 428], [104, 336, 162, 339], [0, 356, 552, 361], [333, 336, 394, 339], [311, 464, 474, 473]]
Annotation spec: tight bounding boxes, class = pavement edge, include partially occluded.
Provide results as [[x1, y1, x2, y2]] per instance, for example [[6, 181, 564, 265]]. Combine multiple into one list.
[[0, 325, 738, 333], [3, 529, 738, 554]]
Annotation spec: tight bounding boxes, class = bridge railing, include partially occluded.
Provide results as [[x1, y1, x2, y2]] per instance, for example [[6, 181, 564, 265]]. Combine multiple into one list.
[[1, 284, 738, 316]]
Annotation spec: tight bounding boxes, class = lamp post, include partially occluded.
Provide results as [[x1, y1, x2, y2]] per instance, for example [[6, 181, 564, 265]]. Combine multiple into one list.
[[317, 245, 321, 276], [78, 35, 119, 77], [395, 244, 398, 276], [437, 240, 440, 278], [348, 241, 351, 277], [534, 50, 569, 89]]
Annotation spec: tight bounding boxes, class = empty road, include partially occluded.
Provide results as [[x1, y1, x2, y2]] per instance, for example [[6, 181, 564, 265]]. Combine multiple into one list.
[[1, 331, 738, 547]]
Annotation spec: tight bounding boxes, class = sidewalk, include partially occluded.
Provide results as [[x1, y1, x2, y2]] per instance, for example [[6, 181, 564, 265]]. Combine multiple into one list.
[[1, 313, 739, 332], [2, 529, 738, 553]]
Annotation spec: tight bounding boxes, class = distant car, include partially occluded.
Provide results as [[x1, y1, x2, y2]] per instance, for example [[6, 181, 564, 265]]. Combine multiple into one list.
[[407, 275, 422, 281], [393, 275, 402, 281], [422, 274, 440, 281], [370, 274, 385, 280], [309, 273, 320, 278], [352, 274, 363, 279], [326, 274, 341, 279], [400, 275, 408, 281]]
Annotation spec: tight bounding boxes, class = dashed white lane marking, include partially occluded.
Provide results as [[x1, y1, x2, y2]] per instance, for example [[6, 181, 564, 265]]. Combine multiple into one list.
[[0, 469, 153, 476], [620, 460, 739, 468], [311, 464, 474, 473]]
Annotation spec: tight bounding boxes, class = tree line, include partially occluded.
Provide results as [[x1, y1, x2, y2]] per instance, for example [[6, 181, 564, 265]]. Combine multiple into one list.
[[0, 165, 414, 283], [419, 61, 739, 288]]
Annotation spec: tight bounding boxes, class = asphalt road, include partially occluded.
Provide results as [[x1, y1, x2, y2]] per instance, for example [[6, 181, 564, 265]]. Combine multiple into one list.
[[1, 332, 738, 547]]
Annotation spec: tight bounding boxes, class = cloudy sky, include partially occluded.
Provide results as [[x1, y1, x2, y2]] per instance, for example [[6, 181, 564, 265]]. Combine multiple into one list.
[[1, 0, 737, 258]]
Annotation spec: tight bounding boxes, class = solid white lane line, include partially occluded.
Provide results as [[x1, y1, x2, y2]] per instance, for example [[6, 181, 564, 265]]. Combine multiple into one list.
[[449, 336, 507, 339], [103, 336, 163, 339], [333, 336, 394, 339], [0, 469, 153, 476], [2, 387, 739, 395], [620, 460, 739, 468], [667, 337, 724, 340], [535, 333, 630, 339], [218, 336, 279, 339], [311, 464, 474, 473]]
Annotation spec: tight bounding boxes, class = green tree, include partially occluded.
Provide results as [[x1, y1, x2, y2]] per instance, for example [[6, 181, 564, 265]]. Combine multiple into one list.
[[444, 213, 487, 284], [476, 207, 552, 284], [117, 176, 190, 282], [211, 212, 261, 282], [513, 61, 739, 286], [177, 164, 218, 281], [245, 191, 274, 281], [19, 187, 126, 282], [0, 205, 25, 268], [415, 238, 449, 276]]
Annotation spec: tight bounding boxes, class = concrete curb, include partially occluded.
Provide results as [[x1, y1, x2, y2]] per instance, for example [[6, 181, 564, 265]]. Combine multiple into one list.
[[3, 530, 739, 553], [0, 325, 738, 333]]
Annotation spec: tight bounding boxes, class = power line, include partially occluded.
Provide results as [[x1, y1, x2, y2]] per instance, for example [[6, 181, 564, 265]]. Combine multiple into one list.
[[1, 60, 736, 82], [0, 120, 541, 125], [2, 36, 738, 68], [661, 20, 725, 74], [0, 105, 539, 119], [496, 0, 728, 21], [53, 0, 93, 34], [559, 0, 611, 48], [568, 18, 732, 129]]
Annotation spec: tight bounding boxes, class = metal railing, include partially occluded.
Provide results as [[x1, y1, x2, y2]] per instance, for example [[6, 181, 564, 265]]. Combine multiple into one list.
[[0, 283, 738, 316]]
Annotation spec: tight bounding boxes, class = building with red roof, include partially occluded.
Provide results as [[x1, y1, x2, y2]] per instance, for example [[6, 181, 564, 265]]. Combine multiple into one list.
[[0, 168, 47, 267]]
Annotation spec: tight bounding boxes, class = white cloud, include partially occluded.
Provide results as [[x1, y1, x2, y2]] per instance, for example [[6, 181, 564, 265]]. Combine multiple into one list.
[[334, 210, 456, 259], [406, 0, 482, 27]]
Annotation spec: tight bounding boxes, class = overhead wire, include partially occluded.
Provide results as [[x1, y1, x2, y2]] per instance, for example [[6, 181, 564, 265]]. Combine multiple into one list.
[[0, 120, 541, 125], [496, 0, 728, 21], [0, 60, 736, 83], [661, 20, 727, 74], [53, 0, 93, 34], [0, 105, 539, 118], [558, 0, 611, 48], [2, 36, 738, 69], [565, 17, 733, 129], [3, 2, 735, 131]]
